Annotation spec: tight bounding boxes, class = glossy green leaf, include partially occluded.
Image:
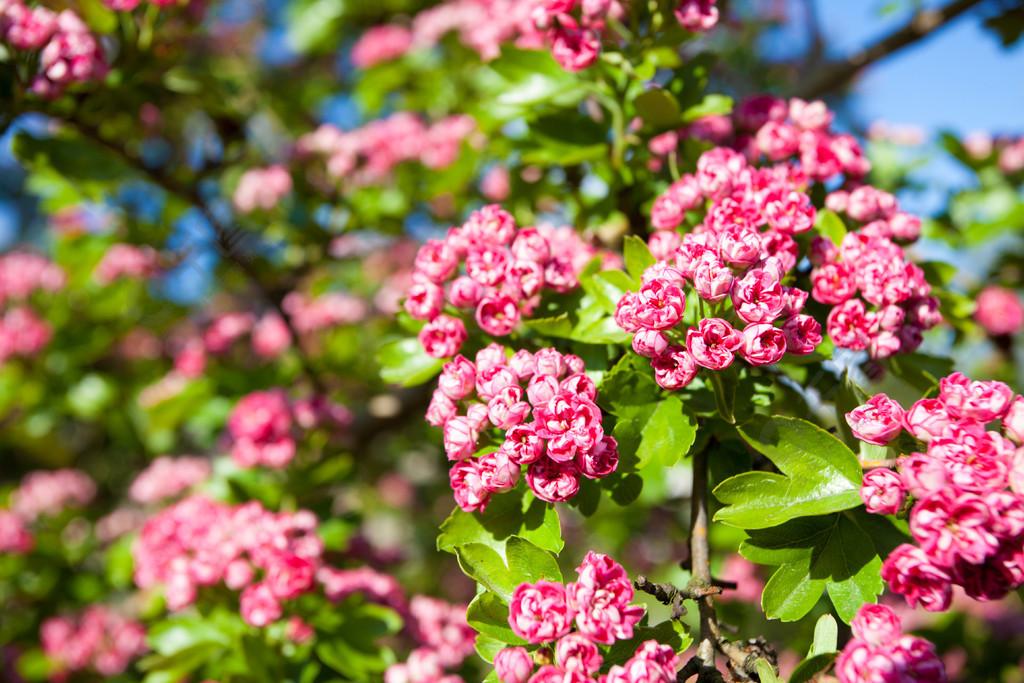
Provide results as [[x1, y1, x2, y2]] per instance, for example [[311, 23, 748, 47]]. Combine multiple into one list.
[[623, 235, 656, 282], [376, 337, 444, 386], [506, 536, 562, 585], [789, 653, 839, 683], [713, 416, 861, 529], [810, 614, 839, 657], [681, 94, 733, 122], [640, 394, 698, 468], [474, 633, 511, 663], [455, 543, 516, 603], [437, 483, 563, 556], [466, 591, 526, 645], [740, 512, 886, 623], [582, 270, 636, 313], [755, 659, 779, 683], [815, 209, 847, 245]]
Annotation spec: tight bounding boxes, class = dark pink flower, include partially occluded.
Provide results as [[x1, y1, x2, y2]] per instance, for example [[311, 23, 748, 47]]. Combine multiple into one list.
[[508, 579, 574, 643]]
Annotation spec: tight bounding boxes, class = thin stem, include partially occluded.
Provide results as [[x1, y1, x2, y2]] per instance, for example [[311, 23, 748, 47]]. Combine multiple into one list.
[[792, 0, 987, 100]]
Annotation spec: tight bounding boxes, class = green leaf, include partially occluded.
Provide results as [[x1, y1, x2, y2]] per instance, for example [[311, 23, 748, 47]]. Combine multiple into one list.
[[455, 543, 516, 603], [623, 235, 655, 282], [740, 512, 885, 623], [708, 366, 737, 424], [789, 653, 839, 683], [633, 89, 681, 128], [603, 619, 691, 668], [147, 615, 230, 656], [755, 659, 779, 683], [815, 209, 847, 245], [466, 591, 526, 645], [78, 0, 118, 33], [376, 337, 444, 386], [526, 313, 575, 338], [888, 353, 955, 395], [681, 94, 733, 122], [474, 633, 511, 663], [834, 371, 869, 451], [438, 483, 563, 556], [640, 395, 698, 468], [582, 270, 636, 314], [713, 416, 862, 529], [506, 536, 562, 585], [285, 0, 345, 53], [572, 315, 631, 345], [810, 614, 839, 657]]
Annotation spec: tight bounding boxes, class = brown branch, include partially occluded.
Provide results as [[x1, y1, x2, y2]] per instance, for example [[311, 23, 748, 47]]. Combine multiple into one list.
[[48, 112, 326, 392], [793, 0, 988, 100]]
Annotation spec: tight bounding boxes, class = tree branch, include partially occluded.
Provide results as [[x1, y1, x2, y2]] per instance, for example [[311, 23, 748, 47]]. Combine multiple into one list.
[[50, 111, 327, 392], [793, 0, 988, 100]]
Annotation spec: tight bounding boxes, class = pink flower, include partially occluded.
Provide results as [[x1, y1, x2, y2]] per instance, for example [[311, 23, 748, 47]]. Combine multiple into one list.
[[781, 314, 821, 354], [508, 579, 575, 643], [903, 398, 955, 443], [466, 245, 511, 287], [1004, 395, 1024, 444], [632, 328, 669, 358], [938, 372, 1013, 422], [846, 394, 905, 446], [577, 435, 619, 479], [834, 640, 902, 683], [739, 323, 787, 366], [860, 468, 905, 516], [502, 424, 546, 465], [426, 389, 457, 427], [251, 313, 292, 358], [509, 349, 536, 381], [227, 390, 295, 469], [526, 458, 581, 503], [494, 647, 534, 683], [634, 278, 686, 330], [476, 293, 521, 336], [763, 190, 815, 233], [548, 19, 600, 72], [351, 24, 414, 68], [506, 259, 546, 299], [449, 276, 482, 308], [687, 318, 742, 371], [850, 603, 902, 648], [265, 553, 315, 600], [0, 510, 34, 554], [755, 121, 800, 160], [464, 205, 517, 246], [674, 0, 718, 31], [789, 98, 833, 131], [443, 416, 478, 461], [881, 544, 952, 612], [488, 386, 532, 429], [827, 298, 875, 351], [404, 280, 445, 321], [439, 355, 476, 400], [566, 552, 645, 644], [650, 345, 697, 390], [555, 633, 602, 675], [450, 459, 490, 513], [419, 315, 467, 358], [478, 449, 522, 493], [650, 192, 687, 231], [811, 262, 857, 304], [691, 253, 734, 303], [910, 491, 1000, 566], [240, 582, 283, 627], [731, 266, 784, 324], [482, 165, 511, 201]]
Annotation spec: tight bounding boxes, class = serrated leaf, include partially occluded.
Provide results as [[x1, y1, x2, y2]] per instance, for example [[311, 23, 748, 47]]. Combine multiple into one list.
[[474, 633, 510, 664], [740, 512, 885, 623], [437, 483, 563, 555], [643, 395, 697, 468], [456, 544, 516, 603], [713, 416, 862, 529], [466, 592, 526, 645], [623, 235, 655, 282], [506, 536, 562, 585], [583, 270, 636, 314], [526, 313, 575, 338], [810, 614, 838, 657], [376, 337, 444, 386]]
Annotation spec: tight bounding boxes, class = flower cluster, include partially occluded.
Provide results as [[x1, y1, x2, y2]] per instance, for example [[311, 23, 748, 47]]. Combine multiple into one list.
[[960, 130, 1024, 174], [495, 552, 678, 683], [642, 97, 938, 360], [0, 3, 108, 98], [128, 456, 212, 505], [410, 204, 610, 358], [351, 0, 715, 74], [0, 251, 66, 305], [133, 495, 323, 623], [974, 285, 1024, 337], [428, 344, 618, 509], [93, 243, 161, 285], [0, 305, 53, 365], [225, 389, 353, 470], [847, 372, 1024, 608], [0, 510, 34, 554], [384, 596, 477, 683], [834, 603, 946, 683], [233, 165, 293, 213], [40, 606, 148, 680], [100, 0, 179, 13], [282, 291, 369, 333], [296, 113, 478, 188], [11, 469, 96, 521]]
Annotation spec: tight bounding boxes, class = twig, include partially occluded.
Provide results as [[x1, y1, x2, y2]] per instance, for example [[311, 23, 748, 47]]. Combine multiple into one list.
[[793, 0, 988, 99], [50, 112, 326, 392]]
